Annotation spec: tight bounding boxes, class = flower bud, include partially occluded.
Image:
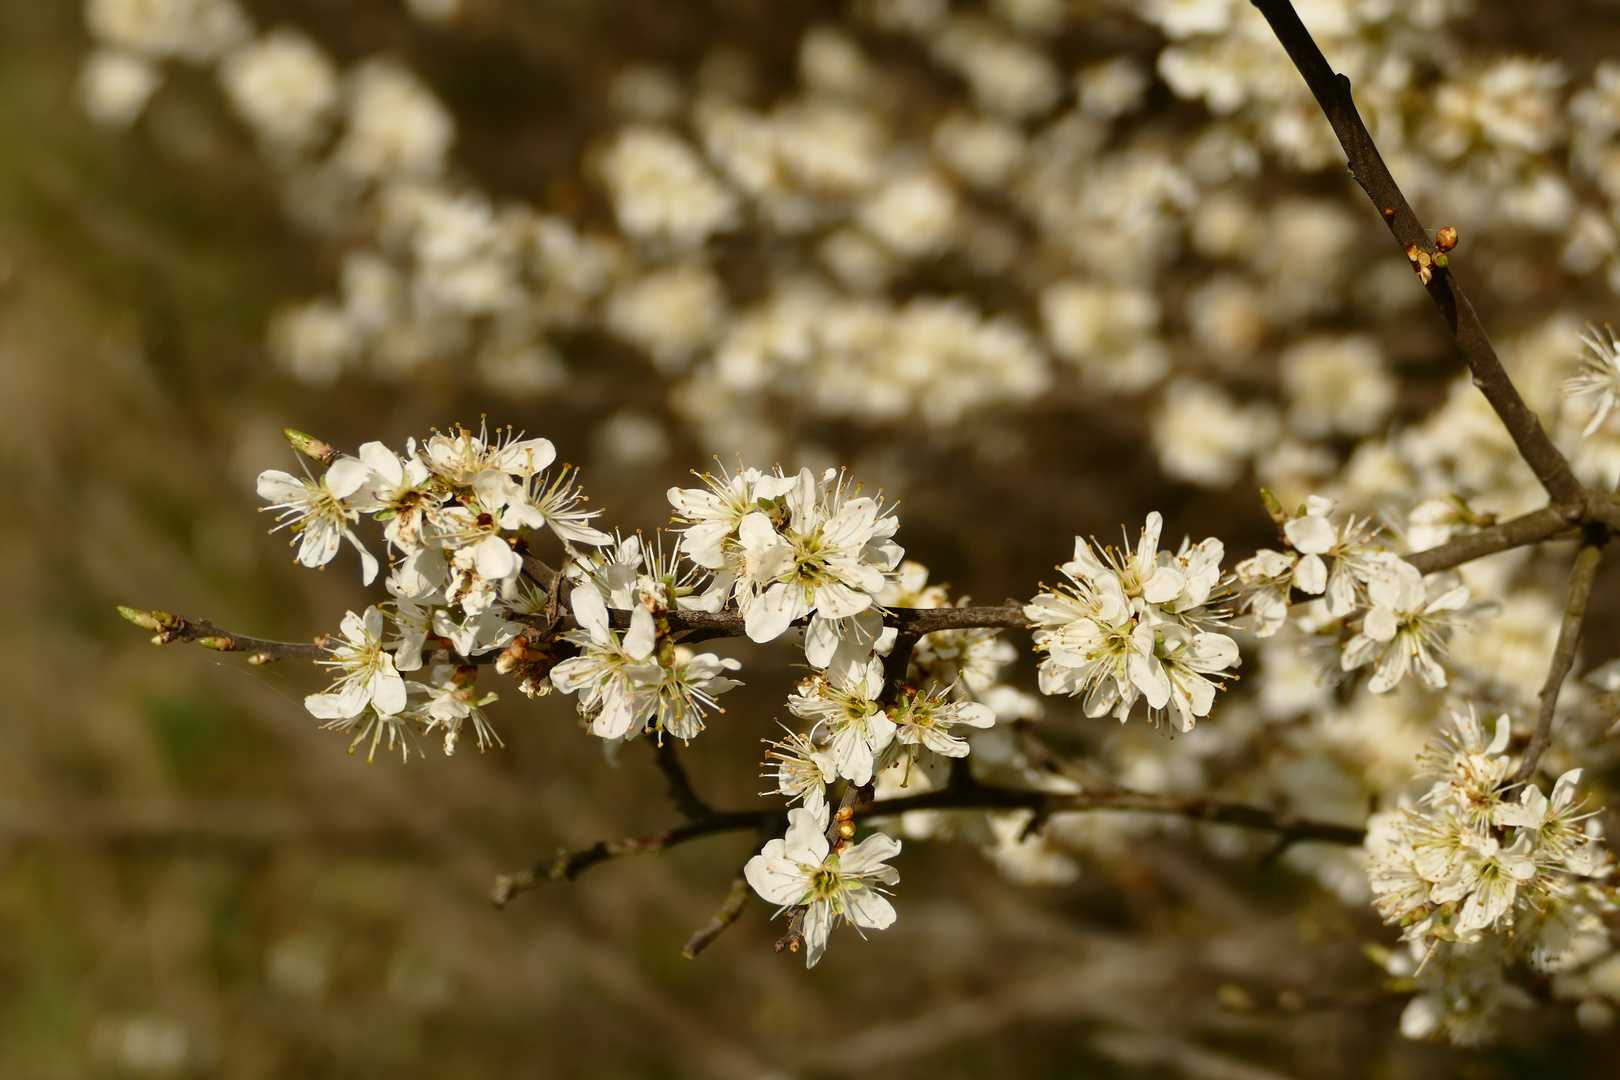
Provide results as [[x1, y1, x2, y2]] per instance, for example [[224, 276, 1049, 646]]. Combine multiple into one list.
[[1436, 226, 1458, 251], [837, 821, 857, 839], [283, 428, 337, 464], [495, 637, 530, 675]]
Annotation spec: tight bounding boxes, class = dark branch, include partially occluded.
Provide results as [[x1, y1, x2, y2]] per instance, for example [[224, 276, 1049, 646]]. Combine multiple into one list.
[[1403, 506, 1577, 575], [547, 604, 1033, 644], [120, 607, 329, 662], [492, 781, 1366, 909], [1510, 527, 1606, 786], [654, 740, 714, 821], [683, 875, 752, 959], [1250, 0, 1585, 508], [489, 809, 776, 909]]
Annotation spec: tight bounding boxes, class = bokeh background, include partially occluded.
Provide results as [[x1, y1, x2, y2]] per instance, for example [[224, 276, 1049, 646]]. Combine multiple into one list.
[[11, 0, 1620, 1076]]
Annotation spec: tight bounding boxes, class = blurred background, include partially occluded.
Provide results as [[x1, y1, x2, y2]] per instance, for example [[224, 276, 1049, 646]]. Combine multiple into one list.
[[11, 0, 1620, 1076]]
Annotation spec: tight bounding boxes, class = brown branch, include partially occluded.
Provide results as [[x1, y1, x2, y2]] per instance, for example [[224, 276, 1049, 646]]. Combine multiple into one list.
[[119, 607, 329, 662], [1250, 0, 1585, 509], [653, 740, 713, 820], [884, 629, 923, 698], [1403, 506, 1576, 575], [493, 781, 1366, 909], [527, 603, 1032, 644], [489, 809, 774, 909], [1510, 527, 1606, 786], [683, 874, 752, 959]]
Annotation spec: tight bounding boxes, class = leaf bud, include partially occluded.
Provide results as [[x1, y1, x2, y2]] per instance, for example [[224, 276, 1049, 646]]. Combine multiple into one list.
[[197, 636, 238, 651], [1258, 488, 1288, 526], [118, 605, 162, 631], [1436, 226, 1458, 251], [1433, 252, 1449, 268], [837, 821, 857, 839], [283, 428, 337, 465], [247, 652, 274, 665]]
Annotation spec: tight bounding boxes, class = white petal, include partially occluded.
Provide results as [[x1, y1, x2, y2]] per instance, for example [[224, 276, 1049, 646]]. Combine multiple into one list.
[[744, 582, 802, 643], [784, 805, 831, 864], [1284, 514, 1335, 555], [842, 887, 896, 931], [370, 669, 408, 715], [256, 470, 307, 502], [570, 584, 611, 640], [1293, 553, 1327, 595], [325, 456, 372, 499], [624, 606, 657, 661]]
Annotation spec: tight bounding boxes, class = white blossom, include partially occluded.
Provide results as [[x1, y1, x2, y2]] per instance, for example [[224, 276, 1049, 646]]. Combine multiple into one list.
[[787, 655, 895, 785], [304, 607, 407, 721], [1341, 557, 1469, 693], [1027, 512, 1239, 730], [1564, 324, 1620, 436], [762, 728, 837, 818], [889, 687, 995, 758], [744, 805, 901, 968], [257, 458, 379, 584]]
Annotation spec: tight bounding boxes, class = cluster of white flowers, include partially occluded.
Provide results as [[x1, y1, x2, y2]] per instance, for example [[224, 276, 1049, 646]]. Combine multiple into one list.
[[1366, 706, 1613, 1044], [668, 464, 903, 664], [1025, 512, 1237, 732], [257, 427, 767, 755], [82, 0, 1620, 476], [1234, 495, 1473, 693]]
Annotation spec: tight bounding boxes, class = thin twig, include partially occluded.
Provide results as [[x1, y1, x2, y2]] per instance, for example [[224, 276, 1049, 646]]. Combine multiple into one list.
[[122, 609, 330, 662], [683, 874, 753, 959], [884, 629, 923, 699], [1403, 506, 1576, 575], [489, 809, 774, 909], [1510, 527, 1606, 786], [1250, 0, 1585, 508], [654, 740, 714, 821], [493, 782, 1366, 909], [524, 604, 1033, 644]]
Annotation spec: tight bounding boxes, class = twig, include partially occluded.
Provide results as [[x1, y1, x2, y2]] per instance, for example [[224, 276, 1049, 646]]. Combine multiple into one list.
[[492, 781, 1366, 908], [119, 608, 329, 662], [1403, 506, 1576, 575], [884, 629, 922, 699], [773, 908, 807, 956], [489, 809, 773, 909], [1250, 0, 1586, 509], [526, 604, 1033, 644], [654, 740, 713, 821], [683, 874, 752, 959], [1510, 527, 1606, 786]]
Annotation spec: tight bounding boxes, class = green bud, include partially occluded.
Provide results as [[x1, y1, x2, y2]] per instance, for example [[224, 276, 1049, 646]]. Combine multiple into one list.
[[1432, 252, 1449, 268], [284, 428, 337, 464], [118, 605, 162, 631], [1258, 488, 1287, 525], [196, 636, 238, 651]]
